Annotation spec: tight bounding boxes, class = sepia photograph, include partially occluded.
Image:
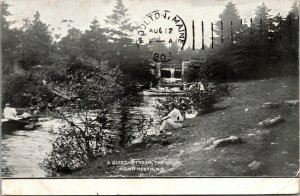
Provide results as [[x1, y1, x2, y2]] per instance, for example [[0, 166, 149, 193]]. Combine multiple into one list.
[[1, 0, 299, 194]]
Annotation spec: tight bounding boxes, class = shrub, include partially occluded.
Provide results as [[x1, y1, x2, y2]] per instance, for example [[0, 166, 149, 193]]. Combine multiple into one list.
[[206, 59, 233, 82], [2, 73, 28, 107], [154, 94, 197, 119], [1, 73, 53, 108], [211, 83, 232, 97], [187, 82, 218, 114], [43, 109, 112, 173], [42, 57, 123, 173], [188, 90, 217, 114]]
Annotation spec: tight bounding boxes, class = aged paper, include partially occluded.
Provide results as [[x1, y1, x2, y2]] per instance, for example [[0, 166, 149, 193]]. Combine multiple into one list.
[[1, 0, 299, 194]]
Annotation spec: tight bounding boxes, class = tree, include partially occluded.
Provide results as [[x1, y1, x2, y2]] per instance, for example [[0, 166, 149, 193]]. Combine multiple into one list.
[[80, 18, 108, 61], [104, 0, 154, 87], [288, 2, 299, 19], [104, 0, 136, 57], [286, 2, 299, 52], [105, 0, 136, 34], [59, 28, 82, 57], [1, 1, 21, 74], [277, 2, 299, 74], [253, 3, 273, 41], [214, 2, 242, 45], [18, 11, 53, 69], [254, 3, 272, 23], [179, 46, 201, 61]]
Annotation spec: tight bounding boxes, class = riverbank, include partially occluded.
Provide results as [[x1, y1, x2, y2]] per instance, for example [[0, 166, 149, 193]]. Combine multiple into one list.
[[72, 76, 299, 177]]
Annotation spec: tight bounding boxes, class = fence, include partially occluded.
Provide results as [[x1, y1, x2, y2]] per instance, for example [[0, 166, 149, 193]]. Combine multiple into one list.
[[191, 16, 299, 50]]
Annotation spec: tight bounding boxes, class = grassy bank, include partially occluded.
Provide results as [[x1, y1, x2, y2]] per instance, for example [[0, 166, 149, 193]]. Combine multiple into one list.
[[71, 76, 299, 177]]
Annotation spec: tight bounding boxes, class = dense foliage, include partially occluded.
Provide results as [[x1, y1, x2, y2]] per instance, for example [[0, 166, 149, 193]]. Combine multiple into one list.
[[1, 0, 154, 107], [154, 81, 231, 120], [42, 57, 122, 173], [184, 2, 299, 82], [187, 84, 218, 114]]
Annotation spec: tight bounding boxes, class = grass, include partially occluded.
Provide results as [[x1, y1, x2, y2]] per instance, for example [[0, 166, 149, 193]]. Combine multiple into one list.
[[71, 76, 299, 177]]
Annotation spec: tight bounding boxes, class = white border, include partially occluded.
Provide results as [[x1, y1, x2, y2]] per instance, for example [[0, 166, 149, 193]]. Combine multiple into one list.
[[2, 178, 299, 195]]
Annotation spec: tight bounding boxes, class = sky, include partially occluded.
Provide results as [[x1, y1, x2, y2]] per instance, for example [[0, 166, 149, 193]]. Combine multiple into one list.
[[5, 0, 298, 48]]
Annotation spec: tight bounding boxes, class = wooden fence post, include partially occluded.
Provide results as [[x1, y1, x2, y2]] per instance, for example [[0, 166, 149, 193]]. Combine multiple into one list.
[[202, 21, 204, 50], [211, 22, 214, 49]]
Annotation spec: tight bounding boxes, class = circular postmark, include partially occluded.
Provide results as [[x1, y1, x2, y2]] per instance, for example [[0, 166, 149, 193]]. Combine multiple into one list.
[[136, 10, 187, 62]]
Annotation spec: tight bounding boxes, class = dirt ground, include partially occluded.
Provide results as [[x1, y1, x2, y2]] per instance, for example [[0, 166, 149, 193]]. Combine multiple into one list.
[[72, 76, 299, 177]]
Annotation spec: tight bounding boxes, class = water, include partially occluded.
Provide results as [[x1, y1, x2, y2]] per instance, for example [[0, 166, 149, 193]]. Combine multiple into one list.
[[1, 118, 66, 177], [1, 96, 160, 177], [110, 96, 161, 147]]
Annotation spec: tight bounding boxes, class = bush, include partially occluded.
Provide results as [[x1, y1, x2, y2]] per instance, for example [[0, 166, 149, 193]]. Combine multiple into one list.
[[154, 94, 195, 119], [188, 90, 217, 114], [1, 73, 52, 108], [2, 73, 28, 107], [42, 57, 123, 173], [43, 110, 113, 173], [206, 59, 233, 82], [211, 83, 232, 97], [187, 82, 218, 114], [155, 82, 227, 117], [183, 58, 233, 83]]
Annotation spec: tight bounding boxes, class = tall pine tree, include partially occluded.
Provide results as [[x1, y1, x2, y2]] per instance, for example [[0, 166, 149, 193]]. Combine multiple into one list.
[[80, 18, 108, 61], [59, 27, 82, 58], [105, 0, 135, 33], [1, 1, 21, 73], [19, 11, 53, 69], [214, 2, 241, 45], [253, 3, 273, 40]]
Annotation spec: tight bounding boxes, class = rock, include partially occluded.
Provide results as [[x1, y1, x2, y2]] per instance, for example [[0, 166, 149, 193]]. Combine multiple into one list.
[[206, 137, 216, 144], [24, 124, 35, 130], [103, 129, 116, 134], [283, 100, 299, 107], [281, 151, 288, 155], [262, 102, 279, 108], [185, 112, 197, 119], [256, 129, 270, 135], [24, 123, 41, 130], [205, 135, 242, 150], [284, 162, 298, 169], [38, 117, 53, 122], [131, 137, 143, 144], [258, 115, 284, 127], [248, 160, 263, 170], [165, 131, 173, 136], [168, 144, 174, 148], [185, 171, 195, 175]]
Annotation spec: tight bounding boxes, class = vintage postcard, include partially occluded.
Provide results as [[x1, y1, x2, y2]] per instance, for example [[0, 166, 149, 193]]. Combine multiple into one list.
[[1, 0, 299, 194]]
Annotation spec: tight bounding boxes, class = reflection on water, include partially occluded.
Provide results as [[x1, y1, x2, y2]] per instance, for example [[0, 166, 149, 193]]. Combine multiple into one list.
[[112, 96, 160, 147], [1, 96, 160, 177]]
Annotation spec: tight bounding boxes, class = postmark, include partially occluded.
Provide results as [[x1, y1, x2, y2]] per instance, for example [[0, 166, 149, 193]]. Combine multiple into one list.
[[136, 10, 187, 62]]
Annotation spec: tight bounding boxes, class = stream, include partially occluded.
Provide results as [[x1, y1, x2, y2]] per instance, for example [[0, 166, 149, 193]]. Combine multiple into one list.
[[1, 96, 160, 177]]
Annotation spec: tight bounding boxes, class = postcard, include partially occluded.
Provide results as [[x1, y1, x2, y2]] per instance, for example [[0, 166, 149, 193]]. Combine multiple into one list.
[[1, 0, 299, 194]]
